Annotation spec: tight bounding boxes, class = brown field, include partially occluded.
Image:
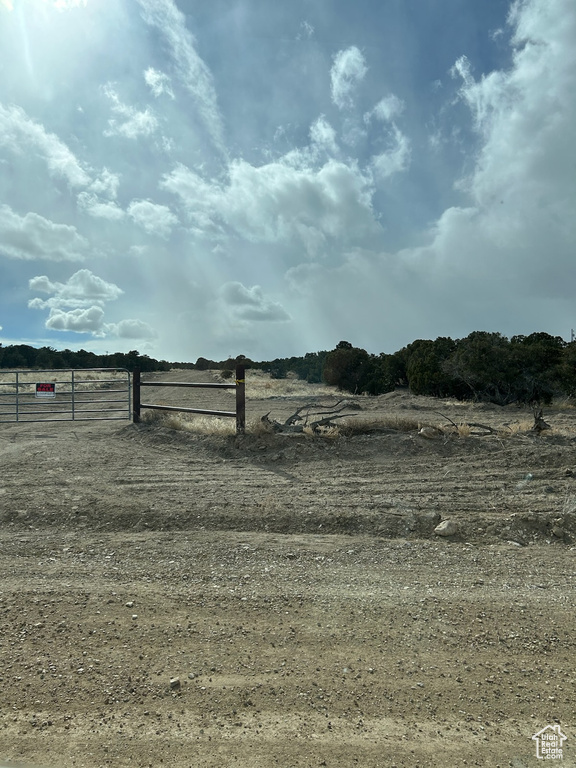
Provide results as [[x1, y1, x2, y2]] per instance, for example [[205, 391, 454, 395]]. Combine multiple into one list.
[[1, 369, 575, 767]]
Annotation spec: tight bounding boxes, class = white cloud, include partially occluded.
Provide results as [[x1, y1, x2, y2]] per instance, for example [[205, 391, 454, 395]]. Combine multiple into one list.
[[310, 116, 338, 156], [127, 199, 178, 237], [144, 67, 175, 99], [0, 204, 87, 261], [106, 318, 158, 339], [28, 269, 123, 309], [365, 94, 405, 123], [77, 168, 124, 219], [103, 85, 158, 139], [220, 282, 290, 322], [0, 103, 90, 186], [443, 0, 576, 288], [370, 127, 411, 180], [29, 269, 128, 336], [162, 156, 379, 258], [331, 46, 368, 110], [28, 271, 158, 340], [45, 306, 106, 335], [89, 168, 120, 199], [77, 193, 125, 220], [137, 0, 225, 153]]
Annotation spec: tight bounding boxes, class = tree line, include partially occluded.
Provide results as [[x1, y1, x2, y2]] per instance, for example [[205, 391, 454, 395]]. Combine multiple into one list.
[[181, 332, 576, 405], [318, 333, 576, 404], [2, 331, 575, 404], [0, 345, 170, 373]]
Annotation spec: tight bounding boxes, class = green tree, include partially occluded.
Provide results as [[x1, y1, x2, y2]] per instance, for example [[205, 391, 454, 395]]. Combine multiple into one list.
[[510, 332, 566, 403], [322, 342, 373, 393], [403, 337, 458, 397], [443, 332, 517, 404]]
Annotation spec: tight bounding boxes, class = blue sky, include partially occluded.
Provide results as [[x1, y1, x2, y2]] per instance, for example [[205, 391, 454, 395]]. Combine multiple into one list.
[[1, 0, 574, 362]]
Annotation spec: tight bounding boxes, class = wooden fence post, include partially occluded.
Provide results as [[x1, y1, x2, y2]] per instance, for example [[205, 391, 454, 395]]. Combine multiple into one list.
[[133, 368, 141, 423], [235, 364, 245, 435]]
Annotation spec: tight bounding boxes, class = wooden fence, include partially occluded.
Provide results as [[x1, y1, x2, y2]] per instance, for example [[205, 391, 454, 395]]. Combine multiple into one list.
[[132, 365, 245, 434]]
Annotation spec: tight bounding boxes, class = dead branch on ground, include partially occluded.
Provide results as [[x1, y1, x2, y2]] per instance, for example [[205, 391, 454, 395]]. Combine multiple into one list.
[[262, 400, 362, 433], [434, 411, 496, 436]]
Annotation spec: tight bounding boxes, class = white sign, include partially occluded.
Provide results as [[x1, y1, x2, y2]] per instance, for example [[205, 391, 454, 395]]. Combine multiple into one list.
[[35, 382, 56, 398]]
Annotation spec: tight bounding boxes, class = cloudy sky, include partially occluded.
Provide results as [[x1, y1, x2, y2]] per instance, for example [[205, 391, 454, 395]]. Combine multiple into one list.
[[0, 0, 574, 363]]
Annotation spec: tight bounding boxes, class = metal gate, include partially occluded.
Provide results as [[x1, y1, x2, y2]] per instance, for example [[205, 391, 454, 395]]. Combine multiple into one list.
[[132, 364, 246, 434], [0, 368, 131, 423]]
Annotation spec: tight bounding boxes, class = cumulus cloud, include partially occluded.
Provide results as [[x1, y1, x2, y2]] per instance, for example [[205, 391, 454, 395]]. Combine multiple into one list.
[[127, 199, 178, 237], [0, 103, 90, 186], [27, 270, 159, 339], [45, 306, 105, 335], [77, 168, 124, 220], [220, 282, 291, 322], [0, 204, 87, 261], [28, 270, 136, 337], [106, 318, 158, 339], [28, 269, 123, 310], [144, 67, 175, 98], [89, 168, 121, 199], [137, 0, 225, 153], [442, 0, 576, 291], [103, 85, 158, 139], [162, 156, 379, 258], [331, 46, 368, 110]]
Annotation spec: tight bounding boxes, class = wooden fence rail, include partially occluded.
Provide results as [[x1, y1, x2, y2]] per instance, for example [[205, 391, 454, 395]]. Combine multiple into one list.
[[132, 365, 245, 434]]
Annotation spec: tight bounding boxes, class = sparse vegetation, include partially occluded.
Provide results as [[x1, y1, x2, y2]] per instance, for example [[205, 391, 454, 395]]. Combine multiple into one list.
[[140, 369, 576, 439]]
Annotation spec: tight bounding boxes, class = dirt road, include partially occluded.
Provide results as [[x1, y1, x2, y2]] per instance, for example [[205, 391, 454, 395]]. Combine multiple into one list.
[[1, 373, 575, 766]]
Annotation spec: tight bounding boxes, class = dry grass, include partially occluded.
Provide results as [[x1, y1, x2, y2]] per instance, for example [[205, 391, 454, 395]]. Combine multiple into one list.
[[215, 369, 338, 399], [138, 371, 576, 439], [142, 410, 237, 435], [339, 415, 436, 435], [501, 419, 535, 436]]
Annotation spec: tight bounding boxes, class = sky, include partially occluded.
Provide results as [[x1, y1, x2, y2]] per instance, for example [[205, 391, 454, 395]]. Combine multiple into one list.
[[0, 0, 575, 363]]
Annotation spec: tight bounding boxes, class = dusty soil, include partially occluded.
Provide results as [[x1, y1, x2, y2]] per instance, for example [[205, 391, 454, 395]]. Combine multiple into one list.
[[1, 370, 575, 767]]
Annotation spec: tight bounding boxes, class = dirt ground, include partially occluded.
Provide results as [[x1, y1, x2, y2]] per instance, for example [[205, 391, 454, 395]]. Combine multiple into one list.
[[1, 370, 575, 767]]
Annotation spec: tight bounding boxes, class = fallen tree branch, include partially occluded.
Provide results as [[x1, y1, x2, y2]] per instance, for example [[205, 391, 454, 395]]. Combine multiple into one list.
[[466, 422, 496, 436], [284, 399, 355, 426], [261, 399, 362, 434], [434, 410, 495, 436]]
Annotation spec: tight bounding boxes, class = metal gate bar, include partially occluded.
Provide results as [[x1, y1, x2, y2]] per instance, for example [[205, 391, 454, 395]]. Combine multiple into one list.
[[0, 368, 131, 423], [133, 364, 246, 434]]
